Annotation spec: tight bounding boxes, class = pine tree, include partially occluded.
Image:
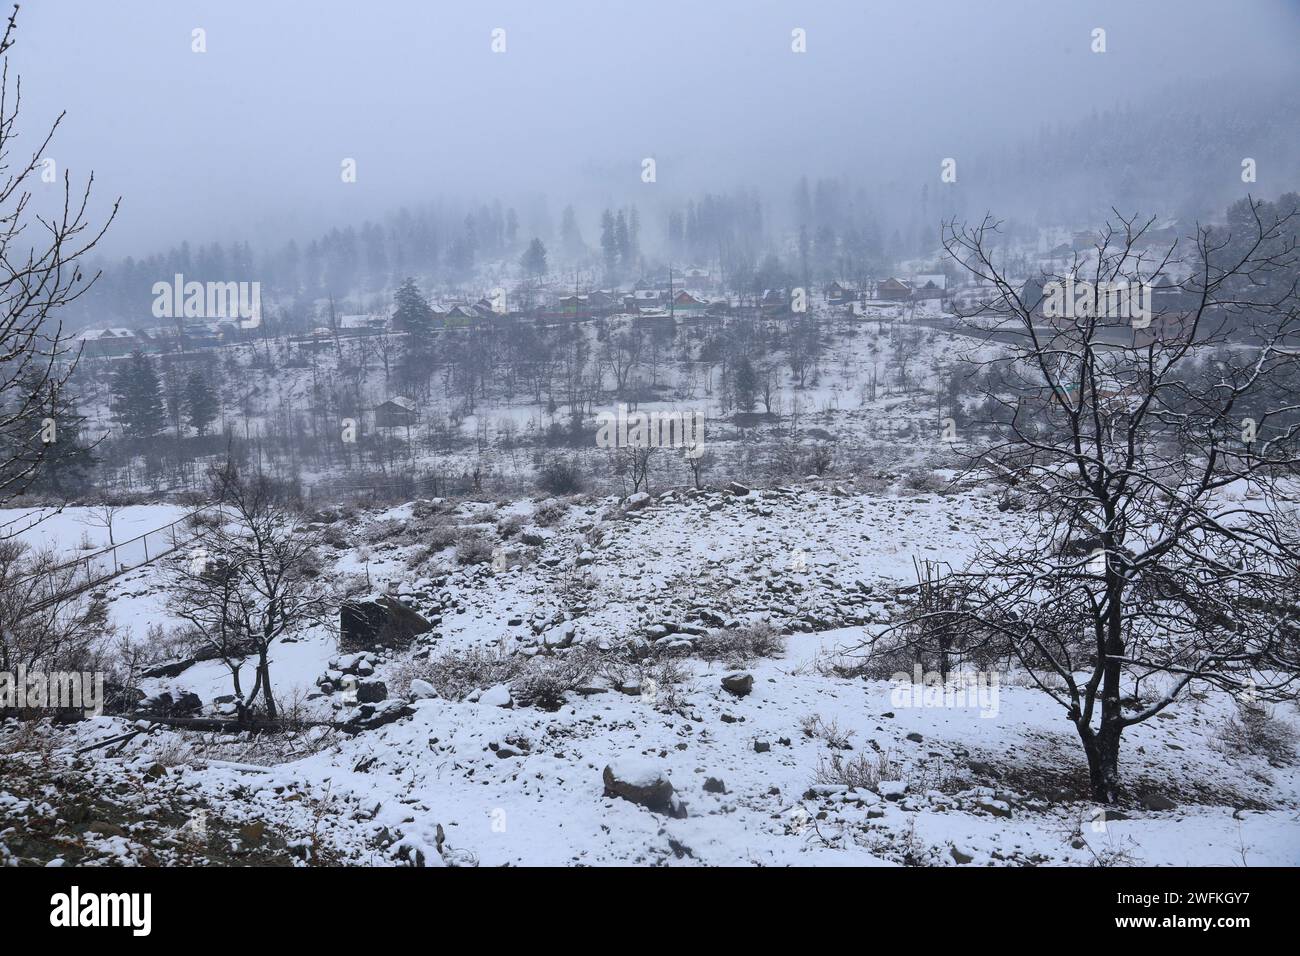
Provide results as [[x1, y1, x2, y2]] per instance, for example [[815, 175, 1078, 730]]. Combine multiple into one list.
[[184, 371, 219, 437], [600, 209, 617, 279], [0, 369, 96, 495], [392, 277, 433, 333], [614, 210, 630, 271], [111, 349, 167, 441], [734, 356, 758, 412], [560, 205, 584, 259], [521, 238, 548, 278]]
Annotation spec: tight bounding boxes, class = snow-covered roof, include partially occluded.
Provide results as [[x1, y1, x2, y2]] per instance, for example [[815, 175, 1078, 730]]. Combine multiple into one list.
[[76, 327, 136, 341]]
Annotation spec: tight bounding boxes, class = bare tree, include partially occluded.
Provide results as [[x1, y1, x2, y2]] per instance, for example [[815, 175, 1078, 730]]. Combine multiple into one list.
[[86, 500, 122, 548], [621, 443, 657, 494], [168, 465, 330, 721], [0, 539, 110, 678], [0, 8, 116, 522], [866, 205, 1300, 803]]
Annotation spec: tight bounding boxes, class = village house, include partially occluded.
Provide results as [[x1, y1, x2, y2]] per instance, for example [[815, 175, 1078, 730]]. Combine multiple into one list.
[[827, 280, 861, 303], [875, 277, 912, 301], [670, 289, 708, 313], [75, 327, 151, 358], [679, 266, 714, 291], [911, 274, 948, 301], [374, 396, 420, 428]]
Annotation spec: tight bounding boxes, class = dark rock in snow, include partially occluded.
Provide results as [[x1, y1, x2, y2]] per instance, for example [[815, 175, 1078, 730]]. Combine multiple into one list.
[[141, 657, 197, 679], [355, 678, 388, 704], [721, 672, 754, 697], [703, 777, 727, 793], [342, 700, 414, 732], [1139, 792, 1177, 812], [603, 760, 686, 817], [340, 596, 433, 653]]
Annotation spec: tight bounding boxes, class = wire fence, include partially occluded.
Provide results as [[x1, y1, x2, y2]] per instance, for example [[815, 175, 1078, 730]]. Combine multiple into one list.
[[17, 505, 222, 611]]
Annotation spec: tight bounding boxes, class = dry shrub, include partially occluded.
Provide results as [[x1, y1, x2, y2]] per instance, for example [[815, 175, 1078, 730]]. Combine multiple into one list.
[[510, 650, 599, 711], [814, 750, 897, 790], [1216, 704, 1296, 764], [391, 645, 525, 701], [454, 532, 494, 565], [695, 621, 785, 666]]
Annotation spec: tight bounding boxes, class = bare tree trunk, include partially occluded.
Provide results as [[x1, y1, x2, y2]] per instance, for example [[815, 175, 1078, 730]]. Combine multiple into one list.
[[1078, 721, 1122, 803], [259, 648, 277, 719]]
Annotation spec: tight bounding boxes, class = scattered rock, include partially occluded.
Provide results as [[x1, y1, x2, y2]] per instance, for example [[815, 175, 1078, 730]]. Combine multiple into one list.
[[602, 760, 686, 817], [340, 596, 432, 653], [878, 780, 907, 801], [355, 678, 388, 704], [1138, 792, 1177, 812], [975, 796, 1012, 818], [479, 684, 513, 708], [408, 679, 437, 700], [721, 672, 753, 697]]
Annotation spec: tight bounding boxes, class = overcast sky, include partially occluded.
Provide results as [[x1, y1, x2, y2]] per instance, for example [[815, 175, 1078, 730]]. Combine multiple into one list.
[[13, 0, 1300, 255]]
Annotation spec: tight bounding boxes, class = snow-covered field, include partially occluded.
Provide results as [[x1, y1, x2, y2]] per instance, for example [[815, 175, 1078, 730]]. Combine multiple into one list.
[[3, 481, 1297, 867]]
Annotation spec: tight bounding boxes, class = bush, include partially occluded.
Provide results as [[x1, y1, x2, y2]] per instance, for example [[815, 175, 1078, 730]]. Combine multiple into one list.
[[531, 499, 567, 528], [454, 532, 494, 565], [1216, 704, 1296, 764], [695, 621, 785, 666], [814, 750, 897, 790], [538, 456, 584, 495], [510, 652, 597, 711], [800, 713, 856, 750], [901, 468, 951, 495], [391, 645, 525, 701]]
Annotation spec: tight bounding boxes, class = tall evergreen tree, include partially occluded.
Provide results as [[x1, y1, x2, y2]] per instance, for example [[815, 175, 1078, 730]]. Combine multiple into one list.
[[0, 369, 96, 495], [614, 210, 630, 271], [600, 209, 617, 279], [560, 205, 584, 259], [392, 277, 433, 333], [111, 349, 167, 441], [184, 371, 219, 437], [734, 356, 758, 412], [521, 238, 548, 278]]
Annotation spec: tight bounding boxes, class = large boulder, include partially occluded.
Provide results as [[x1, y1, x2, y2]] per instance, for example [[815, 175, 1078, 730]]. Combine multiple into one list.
[[340, 596, 432, 652], [341, 700, 413, 732], [354, 678, 388, 704], [721, 672, 753, 697], [602, 760, 686, 817]]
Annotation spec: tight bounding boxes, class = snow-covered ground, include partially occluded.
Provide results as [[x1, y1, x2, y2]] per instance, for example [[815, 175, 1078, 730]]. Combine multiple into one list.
[[3, 481, 1297, 867]]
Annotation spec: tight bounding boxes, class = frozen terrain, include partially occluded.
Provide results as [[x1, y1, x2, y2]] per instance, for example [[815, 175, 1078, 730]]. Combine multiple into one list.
[[3, 480, 1297, 867]]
